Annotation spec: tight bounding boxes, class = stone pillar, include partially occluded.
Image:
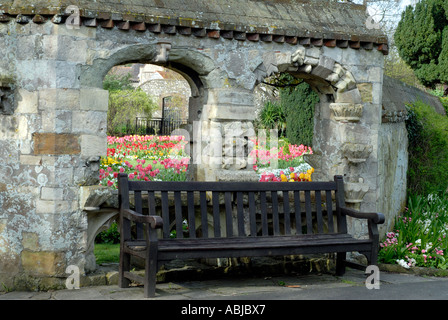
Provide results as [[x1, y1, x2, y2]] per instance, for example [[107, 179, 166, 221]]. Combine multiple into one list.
[[196, 88, 258, 182]]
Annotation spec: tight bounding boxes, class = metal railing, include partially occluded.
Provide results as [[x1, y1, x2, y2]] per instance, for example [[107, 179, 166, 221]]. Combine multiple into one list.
[[108, 117, 188, 136]]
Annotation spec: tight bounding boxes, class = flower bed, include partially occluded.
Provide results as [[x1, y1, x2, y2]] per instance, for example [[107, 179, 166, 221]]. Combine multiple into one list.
[[378, 193, 448, 270], [99, 135, 190, 188], [250, 140, 314, 182]]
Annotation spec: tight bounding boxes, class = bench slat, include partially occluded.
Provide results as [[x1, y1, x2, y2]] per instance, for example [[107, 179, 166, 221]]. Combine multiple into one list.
[[236, 191, 245, 237], [225, 192, 233, 237], [294, 190, 302, 235], [212, 192, 221, 238], [326, 190, 334, 233], [200, 191, 208, 238], [174, 191, 183, 239], [248, 192, 256, 236], [156, 234, 371, 252], [260, 191, 268, 236], [283, 191, 291, 235], [316, 190, 323, 234], [187, 191, 196, 238], [272, 191, 280, 236], [161, 191, 170, 238], [134, 190, 143, 239], [305, 190, 312, 234]]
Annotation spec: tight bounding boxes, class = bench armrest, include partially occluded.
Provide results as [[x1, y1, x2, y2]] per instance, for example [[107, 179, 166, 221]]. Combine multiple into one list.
[[341, 207, 385, 225], [121, 208, 163, 229]]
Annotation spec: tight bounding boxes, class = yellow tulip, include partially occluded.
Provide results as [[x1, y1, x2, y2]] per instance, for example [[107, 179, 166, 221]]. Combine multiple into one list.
[[280, 174, 287, 182]]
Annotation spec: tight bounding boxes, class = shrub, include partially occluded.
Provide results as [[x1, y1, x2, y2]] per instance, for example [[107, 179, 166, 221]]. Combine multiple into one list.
[[280, 82, 319, 147], [406, 100, 448, 196], [95, 222, 120, 244]]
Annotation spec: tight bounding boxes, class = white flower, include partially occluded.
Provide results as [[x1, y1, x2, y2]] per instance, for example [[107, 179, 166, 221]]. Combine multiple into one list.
[[396, 259, 410, 269], [415, 239, 421, 246]]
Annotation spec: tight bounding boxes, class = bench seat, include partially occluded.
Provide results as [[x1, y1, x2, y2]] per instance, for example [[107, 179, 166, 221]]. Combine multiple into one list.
[[125, 233, 373, 260]]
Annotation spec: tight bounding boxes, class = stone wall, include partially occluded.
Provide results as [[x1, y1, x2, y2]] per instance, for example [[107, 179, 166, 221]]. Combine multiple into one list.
[[0, 3, 393, 290]]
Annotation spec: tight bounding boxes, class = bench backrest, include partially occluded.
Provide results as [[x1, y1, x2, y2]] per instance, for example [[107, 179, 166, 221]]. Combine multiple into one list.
[[118, 174, 347, 240]]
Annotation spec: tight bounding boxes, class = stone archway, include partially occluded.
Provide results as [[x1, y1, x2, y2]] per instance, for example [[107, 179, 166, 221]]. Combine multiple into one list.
[[0, 0, 397, 290], [248, 45, 383, 239]]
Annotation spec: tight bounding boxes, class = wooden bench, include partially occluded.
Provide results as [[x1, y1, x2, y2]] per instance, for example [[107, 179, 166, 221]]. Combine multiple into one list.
[[117, 173, 384, 297]]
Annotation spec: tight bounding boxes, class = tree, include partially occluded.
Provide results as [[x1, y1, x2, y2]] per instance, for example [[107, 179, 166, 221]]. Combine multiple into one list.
[[103, 71, 157, 134], [394, 0, 448, 88], [107, 89, 157, 133]]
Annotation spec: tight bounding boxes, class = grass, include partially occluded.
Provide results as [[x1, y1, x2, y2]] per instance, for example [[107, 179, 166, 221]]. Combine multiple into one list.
[[94, 243, 120, 264]]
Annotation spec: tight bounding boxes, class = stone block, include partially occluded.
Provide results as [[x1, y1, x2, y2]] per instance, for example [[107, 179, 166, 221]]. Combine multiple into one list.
[[35, 199, 77, 214], [303, 56, 319, 66], [21, 250, 65, 276], [80, 135, 107, 158], [305, 47, 321, 59], [80, 88, 109, 111], [335, 88, 362, 104], [207, 89, 254, 106], [311, 55, 335, 79], [72, 111, 107, 135], [292, 46, 306, 65], [33, 133, 81, 155], [205, 104, 256, 121], [22, 232, 39, 250], [38, 88, 80, 111], [20, 155, 42, 166], [357, 83, 373, 103], [41, 187, 64, 201], [16, 89, 38, 114]]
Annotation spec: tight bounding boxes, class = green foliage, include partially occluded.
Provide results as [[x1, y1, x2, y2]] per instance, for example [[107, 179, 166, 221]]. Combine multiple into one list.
[[280, 82, 319, 147], [384, 49, 422, 88], [406, 100, 448, 195], [258, 101, 286, 135], [103, 73, 134, 91], [440, 96, 448, 114], [107, 89, 158, 135], [95, 222, 120, 244], [378, 193, 448, 270], [395, 0, 448, 88]]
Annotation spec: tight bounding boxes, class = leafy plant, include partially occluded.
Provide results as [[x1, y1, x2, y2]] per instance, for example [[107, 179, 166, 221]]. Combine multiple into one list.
[[405, 100, 448, 195], [378, 193, 448, 269], [95, 222, 120, 244], [280, 82, 319, 147]]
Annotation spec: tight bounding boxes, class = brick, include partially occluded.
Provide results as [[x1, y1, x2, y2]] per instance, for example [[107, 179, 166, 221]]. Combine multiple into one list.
[[33, 133, 81, 155]]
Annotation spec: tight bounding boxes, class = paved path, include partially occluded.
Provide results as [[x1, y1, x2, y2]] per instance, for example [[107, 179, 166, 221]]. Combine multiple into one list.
[[1, 268, 447, 301]]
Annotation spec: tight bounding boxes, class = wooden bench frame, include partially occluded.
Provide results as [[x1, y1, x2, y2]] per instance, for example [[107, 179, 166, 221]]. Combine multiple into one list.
[[117, 173, 385, 297]]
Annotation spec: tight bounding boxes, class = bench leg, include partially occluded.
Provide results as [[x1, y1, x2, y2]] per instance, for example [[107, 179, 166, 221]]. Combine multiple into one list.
[[144, 242, 158, 298], [119, 249, 131, 288], [336, 252, 346, 276]]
